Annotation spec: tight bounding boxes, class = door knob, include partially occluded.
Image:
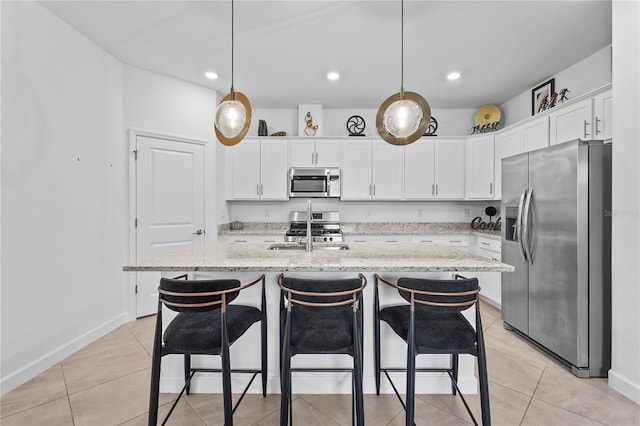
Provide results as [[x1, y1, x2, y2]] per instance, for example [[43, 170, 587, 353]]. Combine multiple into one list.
[[192, 229, 204, 235]]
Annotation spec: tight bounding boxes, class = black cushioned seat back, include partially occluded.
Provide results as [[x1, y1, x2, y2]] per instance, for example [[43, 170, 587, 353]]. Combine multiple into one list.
[[159, 278, 241, 313], [397, 277, 478, 313]]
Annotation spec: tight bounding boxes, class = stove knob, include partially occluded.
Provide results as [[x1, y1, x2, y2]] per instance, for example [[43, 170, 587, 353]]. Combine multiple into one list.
[[329, 237, 333, 241], [324, 237, 328, 241]]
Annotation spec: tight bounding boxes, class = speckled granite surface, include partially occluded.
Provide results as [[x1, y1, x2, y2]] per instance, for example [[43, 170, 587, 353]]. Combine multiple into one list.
[[218, 222, 501, 240], [124, 241, 513, 273]]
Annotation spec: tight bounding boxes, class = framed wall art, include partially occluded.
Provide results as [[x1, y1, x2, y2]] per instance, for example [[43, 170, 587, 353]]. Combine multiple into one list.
[[531, 78, 555, 115]]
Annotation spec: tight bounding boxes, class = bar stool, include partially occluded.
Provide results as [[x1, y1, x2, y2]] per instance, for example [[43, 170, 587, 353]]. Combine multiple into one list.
[[148, 274, 267, 426], [374, 274, 490, 426], [278, 274, 367, 426]]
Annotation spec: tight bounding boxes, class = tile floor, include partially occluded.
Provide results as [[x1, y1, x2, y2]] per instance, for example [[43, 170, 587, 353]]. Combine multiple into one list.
[[1, 302, 639, 425]]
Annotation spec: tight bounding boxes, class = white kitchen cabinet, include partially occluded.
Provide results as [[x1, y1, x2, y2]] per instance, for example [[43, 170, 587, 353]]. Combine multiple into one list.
[[549, 98, 593, 145], [347, 235, 410, 243], [341, 139, 403, 200], [219, 234, 282, 243], [465, 135, 495, 199], [341, 139, 373, 199], [593, 89, 612, 140], [434, 139, 465, 199], [522, 115, 549, 152], [372, 140, 404, 199], [404, 139, 436, 199], [290, 139, 340, 167], [410, 235, 470, 252], [404, 138, 464, 200], [227, 138, 289, 200], [494, 128, 522, 200], [473, 237, 502, 308]]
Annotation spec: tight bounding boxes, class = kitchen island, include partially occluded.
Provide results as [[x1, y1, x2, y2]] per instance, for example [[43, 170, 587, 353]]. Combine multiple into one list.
[[124, 241, 513, 395]]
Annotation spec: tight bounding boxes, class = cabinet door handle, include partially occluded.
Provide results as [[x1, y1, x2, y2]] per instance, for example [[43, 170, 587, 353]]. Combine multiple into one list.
[[595, 117, 601, 135], [490, 182, 493, 194], [431, 184, 435, 196], [481, 242, 490, 246], [372, 184, 376, 196], [583, 120, 590, 138], [257, 184, 260, 196]]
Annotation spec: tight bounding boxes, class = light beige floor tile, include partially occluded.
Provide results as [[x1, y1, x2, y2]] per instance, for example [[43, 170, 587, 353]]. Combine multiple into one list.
[[126, 315, 157, 345], [417, 380, 531, 426], [484, 320, 551, 368], [484, 347, 545, 396], [521, 398, 604, 426], [121, 399, 206, 426], [363, 394, 405, 426], [300, 394, 402, 426], [186, 393, 280, 425], [0, 396, 73, 426], [386, 396, 470, 426], [62, 325, 138, 364], [0, 364, 67, 418], [62, 342, 150, 394], [534, 362, 640, 425], [140, 338, 155, 356], [254, 396, 339, 426], [69, 368, 173, 426]]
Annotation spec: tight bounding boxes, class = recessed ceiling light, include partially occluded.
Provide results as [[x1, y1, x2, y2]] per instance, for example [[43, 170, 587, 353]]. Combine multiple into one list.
[[205, 71, 219, 80], [447, 71, 461, 81], [327, 71, 340, 81]]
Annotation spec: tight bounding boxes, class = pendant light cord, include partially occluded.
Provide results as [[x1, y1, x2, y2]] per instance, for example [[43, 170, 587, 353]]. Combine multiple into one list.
[[401, 0, 405, 94], [231, 0, 235, 93]]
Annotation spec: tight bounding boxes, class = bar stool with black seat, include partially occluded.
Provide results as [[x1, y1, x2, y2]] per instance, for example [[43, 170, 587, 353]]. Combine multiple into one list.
[[373, 274, 490, 426], [278, 274, 367, 426], [148, 274, 267, 426]]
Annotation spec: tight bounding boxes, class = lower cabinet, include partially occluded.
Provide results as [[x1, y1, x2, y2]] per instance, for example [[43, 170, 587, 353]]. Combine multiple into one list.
[[472, 237, 502, 308], [346, 235, 410, 243], [218, 234, 282, 243], [410, 235, 470, 252]]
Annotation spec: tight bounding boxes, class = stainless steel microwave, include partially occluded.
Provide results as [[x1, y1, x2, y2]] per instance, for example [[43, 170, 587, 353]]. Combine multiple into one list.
[[289, 168, 341, 198]]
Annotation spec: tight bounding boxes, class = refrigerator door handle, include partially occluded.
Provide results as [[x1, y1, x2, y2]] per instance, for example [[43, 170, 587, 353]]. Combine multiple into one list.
[[523, 186, 534, 264], [516, 187, 528, 263]]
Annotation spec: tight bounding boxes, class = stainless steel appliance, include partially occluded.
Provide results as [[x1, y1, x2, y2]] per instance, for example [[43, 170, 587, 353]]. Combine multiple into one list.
[[501, 139, 611, 377], [285, 211, 343, 242], [289, 168, 341, 198]]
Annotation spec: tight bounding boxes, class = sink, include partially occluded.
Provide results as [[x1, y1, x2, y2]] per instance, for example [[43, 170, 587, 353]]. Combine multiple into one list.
[[268, 243, 350, 251]]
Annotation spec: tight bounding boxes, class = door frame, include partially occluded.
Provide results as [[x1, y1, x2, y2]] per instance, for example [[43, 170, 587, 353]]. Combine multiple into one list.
[[127, 129, 211, 320]]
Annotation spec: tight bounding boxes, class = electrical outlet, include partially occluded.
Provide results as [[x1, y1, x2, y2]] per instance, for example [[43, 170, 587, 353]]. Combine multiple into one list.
[[464, 208, 470, 218]]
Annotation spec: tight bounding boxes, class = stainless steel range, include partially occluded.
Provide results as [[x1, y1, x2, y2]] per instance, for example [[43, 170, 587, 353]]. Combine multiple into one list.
[[284, 211, 343, 243]]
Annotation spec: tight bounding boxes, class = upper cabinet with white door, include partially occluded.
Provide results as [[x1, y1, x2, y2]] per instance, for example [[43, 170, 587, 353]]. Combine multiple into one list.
[[404, 138, 465, 200], [341, 139, 403, 200], [493, 128, 523, 200], [593, 89, 612, 140], [290, 138, 340, 167], [226, 138, 289, 200], [549, 88, 613, 145], [465, 135, 495, 199], [522, 115, 550, 152]]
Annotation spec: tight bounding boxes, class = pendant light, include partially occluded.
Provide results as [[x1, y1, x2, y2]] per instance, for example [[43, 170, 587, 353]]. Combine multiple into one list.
[[376, 0, 430, 146], [215, 0, 252, 146]]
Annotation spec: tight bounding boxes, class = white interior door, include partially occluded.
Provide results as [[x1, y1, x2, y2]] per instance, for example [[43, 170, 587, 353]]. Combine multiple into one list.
[[135, 135, 205, 317]]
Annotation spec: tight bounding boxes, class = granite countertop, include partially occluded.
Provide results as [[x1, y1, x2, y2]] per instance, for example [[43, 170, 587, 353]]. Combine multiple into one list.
[[123, 241, 514, 273], [218, 222, 501, 240]]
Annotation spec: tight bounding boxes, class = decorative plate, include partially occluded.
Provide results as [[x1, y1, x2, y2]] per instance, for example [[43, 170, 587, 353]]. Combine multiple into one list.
[[347, 115, 366, 136]]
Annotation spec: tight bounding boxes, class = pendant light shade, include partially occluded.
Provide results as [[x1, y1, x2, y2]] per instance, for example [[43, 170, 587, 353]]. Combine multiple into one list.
[[376, 0, 430, 146], [214, 0, 251, 146]]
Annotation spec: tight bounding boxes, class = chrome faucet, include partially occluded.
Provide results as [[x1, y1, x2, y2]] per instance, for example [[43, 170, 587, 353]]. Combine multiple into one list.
[[306, 200, 313, 252]]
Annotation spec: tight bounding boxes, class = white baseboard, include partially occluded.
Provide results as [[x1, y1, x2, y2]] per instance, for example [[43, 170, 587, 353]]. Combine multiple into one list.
[[0, 313, 128, 395], [608, 369, 640, 405]]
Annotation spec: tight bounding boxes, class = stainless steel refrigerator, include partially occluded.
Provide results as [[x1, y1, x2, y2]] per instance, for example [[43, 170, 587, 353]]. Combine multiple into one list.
[[501, 139, 611, 377]]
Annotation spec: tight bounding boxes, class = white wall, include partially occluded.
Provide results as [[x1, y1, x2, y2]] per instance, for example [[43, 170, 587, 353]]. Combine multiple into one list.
[[609, 0, 640, 405], [1, 2, 126, 394], [248, 107, 475, 138], [123, 65, 219, 246], [500, 45, 612, 126]]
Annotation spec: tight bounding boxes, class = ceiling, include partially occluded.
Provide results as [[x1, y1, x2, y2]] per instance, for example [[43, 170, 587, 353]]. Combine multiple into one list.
[[41, 0, 612, 109]]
